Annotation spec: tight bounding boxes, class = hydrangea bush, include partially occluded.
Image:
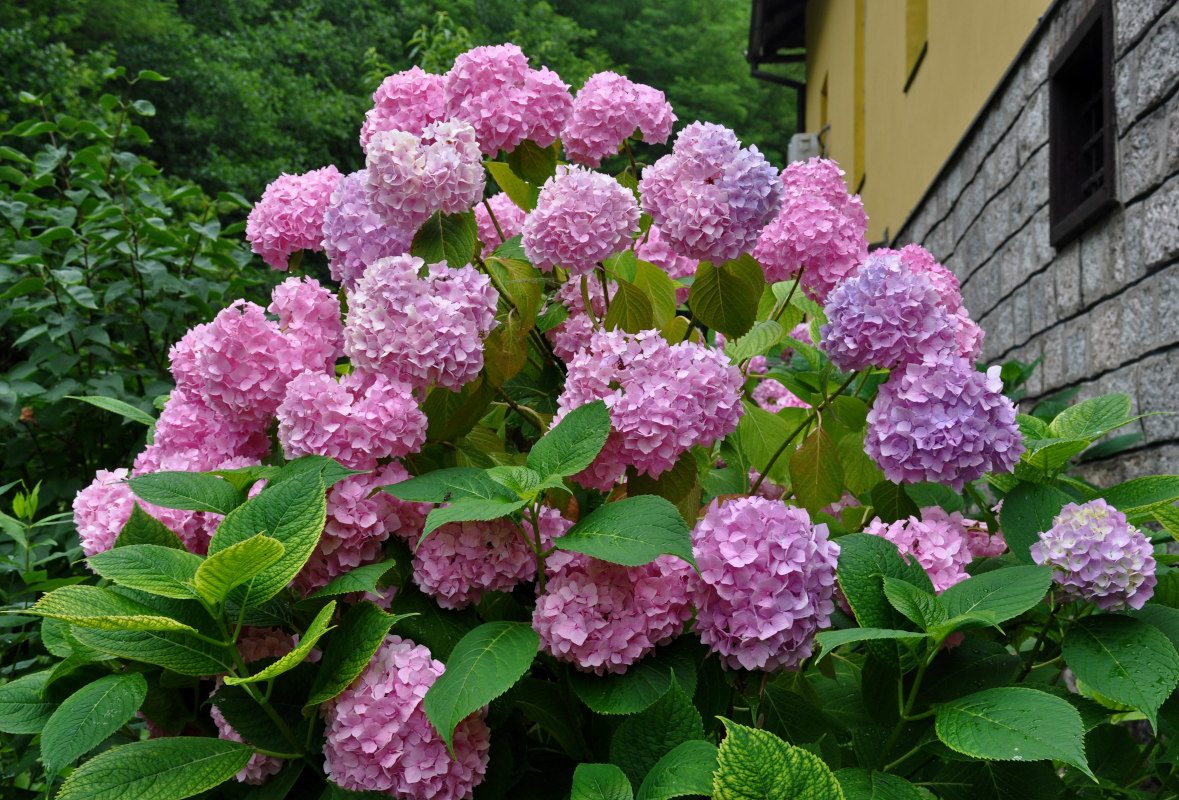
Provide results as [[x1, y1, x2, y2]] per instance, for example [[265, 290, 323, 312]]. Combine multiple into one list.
[[9, 44, 1179, 800]]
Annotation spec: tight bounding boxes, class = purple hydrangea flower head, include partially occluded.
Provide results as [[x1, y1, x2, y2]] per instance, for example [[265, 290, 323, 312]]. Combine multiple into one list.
[[359, 66, 447, 148], [639, 122, 781, 263], [820, 250, 958, 372], [865, 357, 1024, 492], [364, 120, 485, 232], [691, 497, 840, 671], [881, 244, 985, 363], [635, 224, 697, 303], [269, 276, 343, 375], [1030, 499, 1157, 610], [323, 635, 491, 799], [533, 549, 693, 674], [246, 165, 340, 270], [752, 378, 809, 413], [554, 329, 744, 491], [322, 170, 414, 289], [522, 166, 640, 276], [752, 158, 868, 303], [864, 509, 973, 593], [344, 254, 498, 392], [473, 192, 527, 257], [544, 275, 608, 361], [562, 71, 676, 167]]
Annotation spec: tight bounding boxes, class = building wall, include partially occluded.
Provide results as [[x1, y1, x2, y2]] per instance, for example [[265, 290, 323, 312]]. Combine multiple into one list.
[[894, 0, 1179, 484]]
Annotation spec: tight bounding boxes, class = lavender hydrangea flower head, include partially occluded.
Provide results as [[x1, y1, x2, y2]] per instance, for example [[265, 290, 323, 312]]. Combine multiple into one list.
[[344, 254, 499, 392], [562, 71, 676, 167], [865, 357, 1024, 492], [752, 158, 868, 303], [522, 166, 640, 276], [864, 509, 973, 593], [364, 120, 485, 232], [533, 550, 694, 674], [639, 122, 782, 262], [246, 165, 340, 270], [321, 169, 414, 289], [554, 329, 744, 491], [820, 250, 958, 372], [323, 635, 490, 799], [359, 66, 447, 148], [1030, 499, 1157, 610], [691, 497, 840, 671], [880, 243, 985, 363], [473, 192, 528, 257]]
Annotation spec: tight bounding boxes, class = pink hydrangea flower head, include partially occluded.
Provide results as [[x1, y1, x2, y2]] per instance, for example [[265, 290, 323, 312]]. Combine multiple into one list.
[[322, 169, 414, 289], [323, 635, 490, 799], [920, 505, 1007, 559], [134, 388, 271, 476], [1030, 499, 1157, 610], [639, 122, 782, 263], [344, 254, 499, 391], [865, 358, 1024, 492], [364, 120, 485, 232], [269, 276, 344, 374], [691, 497, 840, 671], [277, 370, 426, 470], [820, 250, 959, 372], [74, 469, 136, 558], [522, 166, 641, 276], [752, 158, 867, 302], [753, 378, 809, 413], [413, 507, 572, 609], [555, 329, 744, 491], [544, 275, 607, 362], [635, 224, 697, 303], [359, 66, 447, 148], [864, 510, 973, 593], [562, 71, 676, 167], [474, 192, 528, 257], [533, 549, 694, 674], [246, 165, 341, 270], [880, 244, 984, 362], [520, 66, 575, 148]]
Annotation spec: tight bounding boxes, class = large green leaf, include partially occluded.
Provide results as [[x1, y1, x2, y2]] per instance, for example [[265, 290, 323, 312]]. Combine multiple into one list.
[[1048, 394, 1132, 440], [513, 678, 589, 760], [305, 602, 406, 711], [725, 320, 783, 363], [1099, 476, 1179, 515], [114, 503, 185, 550], [41, 673, 147, 773], [738, 403, 801, 483], [713, 719, 845, 800], [411, 210, 479, 268], [423, 621, 539, 756], [604, 277, 655, 333], [837, 432, 885, 496], [610, 678, 705, 790], [554, 495, 696, 568], [304, 561, 395, 601], [528, 400, 611, 479], [127, 471, 244, 514], [938, 566, 1052, 628], [869, 481, 918, 524], [572, 763, 634, 800], [935, 687, 1093, 780], [385, 580, 481, 661], [790, 429, 844, 513], [55, 737, 253, 800], [193, 533, 284, 605], [30, 585, 197, 632], [484, 161, 538, 211], [882, 577, 947, 631], [834, 769, 924, 800], [485, 255, 541, 320], [815, 627, 931, 658], [570, 639, 701, 715], [507, 139, 559, 184], [1062, 614, 1179, 730], [0, 669, 56, 734], [689, 255, 765, 339], [998, 483, 1071, 565], [627, 451, 702, 528], [87, 544, 203, 600], [67, 394, 156, 426], [225, 601, 336, 685], [384, 467, 518, 504], [636, 740, 719, 800], [634, 259, 678, 325], [70, 627, 235, 676], [420, 497, 529, 539]]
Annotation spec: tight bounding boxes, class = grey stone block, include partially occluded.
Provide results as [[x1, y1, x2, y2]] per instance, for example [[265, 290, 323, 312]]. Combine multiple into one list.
[[1064, 319, 1093, 382], [1013, 284, 1032, 343], [1138, 8, 1179, 113], [1022, 339, 1045, 396], [1016, 87, 1048, 167], [976, 257, 1004, 315], [927, 223, 954, 269], [1156, 264, 1179, 348], [1090, 299, 1123, 370], [1080, 217, 1129, 303], [1139, 350, 1179, 441], [1119, 281, 1157, 359], [1029, 270, 1056, 335], [1054, 241, 1082, 315], [960, 221, 985, 276], [1141, 174, 1179, 268], [1166, 96, 1179, 175], [1031, 205, 1056, 268], [1116, 48, 1140, 136], [1117, 0, 1169, 57], [1041, 324, 1066, 390], [1121, 103, 1169, 201]]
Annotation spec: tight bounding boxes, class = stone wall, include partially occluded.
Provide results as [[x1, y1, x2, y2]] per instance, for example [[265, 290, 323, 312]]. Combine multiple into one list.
[[893, 0, 1179, 484]]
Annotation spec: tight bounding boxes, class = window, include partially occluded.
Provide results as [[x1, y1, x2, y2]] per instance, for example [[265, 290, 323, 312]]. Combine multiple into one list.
[[1049, 0, 1116, 248]]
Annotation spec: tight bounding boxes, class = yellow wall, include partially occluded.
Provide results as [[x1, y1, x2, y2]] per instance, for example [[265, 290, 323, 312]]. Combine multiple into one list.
[[805, 0, 1051, 242]]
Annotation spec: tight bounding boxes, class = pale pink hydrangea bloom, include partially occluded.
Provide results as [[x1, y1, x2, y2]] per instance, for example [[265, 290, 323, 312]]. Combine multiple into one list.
[[133, 389, 270, 476], [751, 158, 867, 303], [635, 224, 697, 303], [473, 192, 527, 257], [864, 510, 973, 593], [322, 169, 414, 289], [323, 635, 491, 799], [921, 505, 1007, 559], [533, 549, 694, 675], [364, 120, 485, 232], [344, 254, 498, 392], [562, 71, 676, 167], [752, 378, 809, 413], [545, 275, 606, 361], [522, 166, 641, 276], [554, 329, 744, 491], [246, 165, 340, 270], [639, 121, 782, 263], [269, 276, 343, 375], [359, 66, 447, 148], [691, 497, 840, 671]]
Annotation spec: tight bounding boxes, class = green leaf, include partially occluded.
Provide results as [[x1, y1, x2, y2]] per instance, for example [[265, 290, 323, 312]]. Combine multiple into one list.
[[869, 481, 919, 524], [87, 544, 203, 600], [1021, 439, 1091, 472], [128, 471, 244, 514], [636, 740, 719, 800], [689, 255, 765, 339], [834, 769, 924, 800], [1048, 394, 1132, 440], [836, 431, 885, 496], [604, 277, 656, 333], [815, 627, 931, 658], [484, 161, 538, 211], [305, 602, 408, 711], [114, 503, 185, 550], [634, 260, 678, 325], [384, 467, 517, 504], [507, 139, 559, 184], [918, 638, 1021, 705], [55, 737, 253, 800], [70, 627, 235, 675], [385, 579, 480, 661], [738, 402, 801, 483], [30, 585, 197, 632], [485, 255, 542, 319], [999, 483, 1071, 565], [420, 497, 529, 539], [934, 687, 1093, 780], [882, 577, 947, 631], [411, 210, 479, 268], [194, 534, 284, 605], [225, 601, 336, 685], [513, 677, 589, 759], [627, 451, 703, 528], [528, 400, 611, 479], [611, 677, 705, 789], [790, 429, 844, 513], [713, 719, 846, 799], [0, 669, 56, 734], [572, 763, 634, 800], [41, 673, 147, 773], [570, 639, 701, 715], [1100, 476, 1179, 515], [67, 395, 156, 426], [555, 495, 696, 568], [725, 321, 783, 363], [305, 561, 395, 601], [423, 621, 539, 756], [938, 566, 1052, 628], [1061, 614, 1179, 731]]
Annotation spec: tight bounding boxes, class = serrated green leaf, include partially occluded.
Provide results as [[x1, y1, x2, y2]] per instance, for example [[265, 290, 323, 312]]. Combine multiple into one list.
[[938, 566, 1052, 629], [689, 255, 765, 339], [634, 260, 678, 325], [869, 481, 919, 524], [573, 763, 634, 800], [836, 431, 884, 496], [67, 395, 156, 426], [226, 605, 334, 686], [268, 454, 361, 490], [194, 534, 284, 604], [918, 638, 1021, 705], [934, 687, 1093, 780], [70, 627, 235, 675], [484, 161, 537, 211], [528, 400, 611, 479], [128, 471, 244, 514], [1062, 614, 1179, 731], [305, 561, 395, 601], [611, 677, 705, 789], [725, 320, 783, 363], [627, 450, 702, 527], [30, 585, 197, 632], [815, 627, 931, 658], [87, 544, 203, 600], [486, 255, 542, 320], [0, 669, 56, 734], [513, 677, 589, 759], [114, 503, 185, 550], [385, 577, 480, 661], [604, 277, 655, 333], [790, 429, 844, 513], [882, 577, 947, 631], [1021, 438, 1091, 472], [636, 740, 719, 800], [738, 402, 802, 484], [834, 769, 924, 800], [384, 467, 517, 504], [420, 497, 529, 539], [56, 737, 253, 800], [305, 602, 410, 711], [555, 495, 696, 568], [1048, 394, 1132, 440], [570, 638, 701, 715], [41, 673, 147, 773], [714, 719, 846, 799], [1100, 476, 1179, 515], [423, 621, 539, 755], [411, 210, 479, 268], [507, 139, 559, 184], [999, 483, 1071, 565]]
